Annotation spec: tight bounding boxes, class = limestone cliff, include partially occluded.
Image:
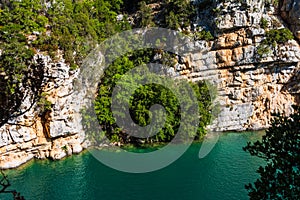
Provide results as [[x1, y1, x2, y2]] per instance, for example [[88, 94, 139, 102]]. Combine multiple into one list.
[[1, 0, 300, 169], [0, 54, 87, 168], [175, 0, 300, 131]]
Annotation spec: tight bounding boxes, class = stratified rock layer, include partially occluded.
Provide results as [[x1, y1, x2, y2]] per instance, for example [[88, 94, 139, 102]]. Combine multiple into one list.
[[174, 0, 300, 131], [1, 0, 300, 168], [0, 54, 86, 169]]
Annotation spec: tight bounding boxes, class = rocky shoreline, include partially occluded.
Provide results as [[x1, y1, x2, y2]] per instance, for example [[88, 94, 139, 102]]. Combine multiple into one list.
[[1, 0, 300, 169]]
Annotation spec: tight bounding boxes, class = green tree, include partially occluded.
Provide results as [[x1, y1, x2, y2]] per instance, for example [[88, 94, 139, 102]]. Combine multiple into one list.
[[264, 28, 294, 46], [0, 0, 130, 125], [0, 0, 46, 126], [162, 0, 196, 30], [243, 106, 300, 200], [47, 0, 128, 67], [138, 1, 154, 27], [93, 49, 214, 145], [194, 30, 214, 41]]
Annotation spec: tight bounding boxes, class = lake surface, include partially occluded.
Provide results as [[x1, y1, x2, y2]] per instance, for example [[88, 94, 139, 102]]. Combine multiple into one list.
[[3, 132, 265, 200]]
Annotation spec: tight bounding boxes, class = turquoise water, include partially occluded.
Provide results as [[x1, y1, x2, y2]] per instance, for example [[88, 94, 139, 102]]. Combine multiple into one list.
[[3, 132, 265, 200]]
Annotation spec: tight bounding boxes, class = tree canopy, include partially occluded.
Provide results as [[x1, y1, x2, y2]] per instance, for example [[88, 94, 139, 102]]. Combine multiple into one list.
[[0, 0, 129, 125], [0, 0, 215, 143], [90, 48, 215, 145], [243, 106, 300, 200]]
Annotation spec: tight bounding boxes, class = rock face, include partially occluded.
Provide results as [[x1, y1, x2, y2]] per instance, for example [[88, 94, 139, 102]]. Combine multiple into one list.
[[214, 0, 264, 30], [178, 45, 300, 131], [0, 54, 87, 169], [174, 0, 300, 131], [1, 0, 300, 168], [281, 0, 300, 40]]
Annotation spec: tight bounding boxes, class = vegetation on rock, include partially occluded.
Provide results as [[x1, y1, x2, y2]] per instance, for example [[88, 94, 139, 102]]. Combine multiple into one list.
[[0, 0, 129, 125], [161, 0, 196, 30], [0, 0, 47, 126], [194, 30, 214, 41], [260, 18, 268, 29], [1, 0, 216, 136], [257, 28, 294, 57], [92, 49, 215, 145]]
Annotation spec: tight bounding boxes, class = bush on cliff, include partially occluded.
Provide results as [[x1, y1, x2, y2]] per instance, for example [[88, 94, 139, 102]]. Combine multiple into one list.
[[93, 50, 215, 145], [162, 0, 196, 30], [257, 28, 294, 57]]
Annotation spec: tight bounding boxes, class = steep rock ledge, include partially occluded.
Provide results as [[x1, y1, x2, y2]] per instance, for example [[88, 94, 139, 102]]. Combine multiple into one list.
[[174, 0, 300, 131], [0, 54, 86, 169]]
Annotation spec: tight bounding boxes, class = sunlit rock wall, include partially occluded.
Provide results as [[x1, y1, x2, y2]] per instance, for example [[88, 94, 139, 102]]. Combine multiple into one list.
[[0, 54, 86, 169], [1, 0, 300, 168], [174, 0, 300, 131]]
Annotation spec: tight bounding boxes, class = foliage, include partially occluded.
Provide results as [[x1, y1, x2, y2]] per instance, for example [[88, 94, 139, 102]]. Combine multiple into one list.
[[0, 0, 129, 70], [161, 0, 196, 30], [0, 0, 215, 146], [265, 0, 279, 7], [273, 0, 279, 6], [138, 1, 154, 27], [93, 49, 214, 145], [243, 106, 300, 200], [256, 45, 271, 57], [212, 8, 221, 14], [257, 28, 294, 57], [132, 0, 197, 30], [194, 30, 214, 41], [61, 145, 68, 152], [0, 0, 130, 125], [260, 18, 268, 29], [36, 92, 52, 114], [264, 28, 294, 46], [0, 0, 47, 125], [45, 0, 130, 67]]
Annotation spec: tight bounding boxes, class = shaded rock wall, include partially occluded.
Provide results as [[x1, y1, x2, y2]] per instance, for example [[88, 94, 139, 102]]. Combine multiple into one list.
[[281, 0, 300, 40]]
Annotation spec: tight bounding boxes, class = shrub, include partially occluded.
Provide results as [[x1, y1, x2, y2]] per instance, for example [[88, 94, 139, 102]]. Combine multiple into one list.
[[194, 30, 214, 41], [260, 18, 268, 29], [257, 45, 271, 57], [0, 0, 129, 125], [93, 50, 214, 145], [162, 0, 196, 30], [264, 28, 294, 46], [257, 28, 294, 57]]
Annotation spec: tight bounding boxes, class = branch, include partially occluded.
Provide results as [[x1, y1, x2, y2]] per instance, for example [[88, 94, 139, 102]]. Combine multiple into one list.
[[0, 170, 25, 200], [0, 170, 11, 193]]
